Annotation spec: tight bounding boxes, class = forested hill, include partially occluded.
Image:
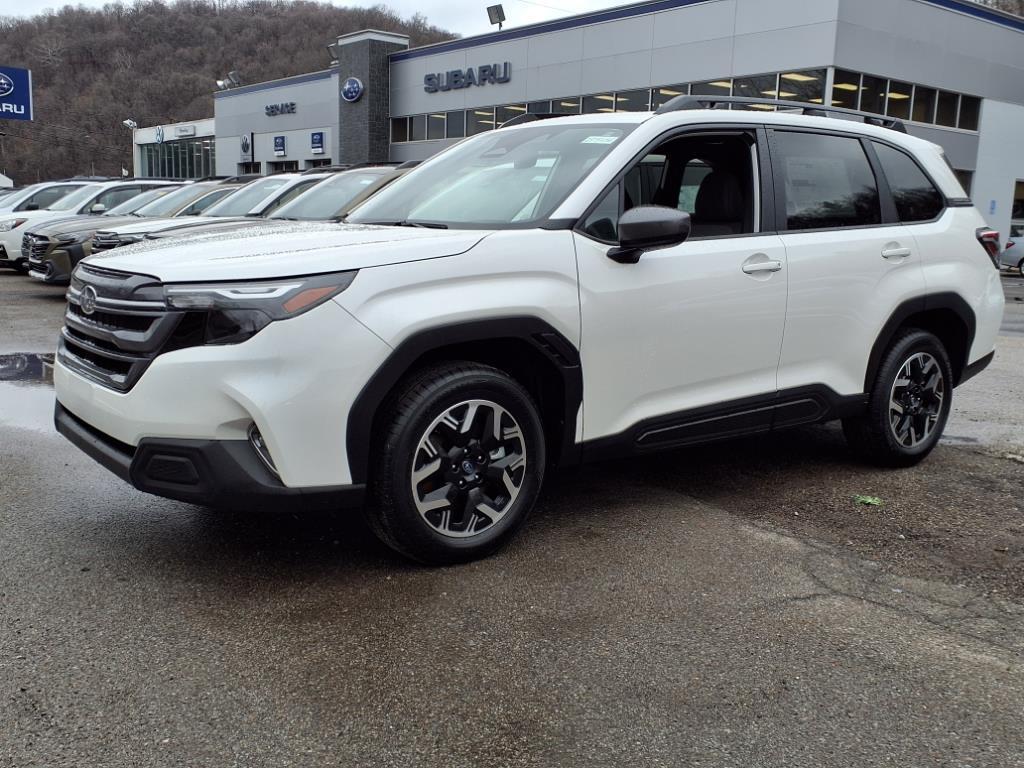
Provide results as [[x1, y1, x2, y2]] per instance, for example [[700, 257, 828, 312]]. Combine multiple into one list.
[[0, 1, 454, 183]]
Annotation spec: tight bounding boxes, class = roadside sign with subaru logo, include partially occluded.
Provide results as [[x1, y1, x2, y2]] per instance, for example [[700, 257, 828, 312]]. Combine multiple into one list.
[[341, 77, 364, 103], [274, 136, 286, 157], [0, 66, 33, 122], [311, 131, 324, 154]]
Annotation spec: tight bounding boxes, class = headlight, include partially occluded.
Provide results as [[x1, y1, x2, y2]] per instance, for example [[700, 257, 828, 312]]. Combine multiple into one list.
[[0, 219, 27, 232], [163, 271, 358, 344]]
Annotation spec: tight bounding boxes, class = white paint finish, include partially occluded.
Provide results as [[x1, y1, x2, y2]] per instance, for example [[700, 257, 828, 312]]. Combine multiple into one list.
[[776, 224, 925, 395], [575, 231, 788, 439], [734, 0, 839, 36], [54, 300, 391, 487], [651, 1, 738, 48], [912, 208, 1005, 364], [334, 229, 581, 353], [336, 29, 409, 46], [85, 222, 489, 283]]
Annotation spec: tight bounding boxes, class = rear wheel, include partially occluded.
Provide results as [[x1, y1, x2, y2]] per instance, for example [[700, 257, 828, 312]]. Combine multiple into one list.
[[365, 362, 545, 565], [843, 329, 953, 467]]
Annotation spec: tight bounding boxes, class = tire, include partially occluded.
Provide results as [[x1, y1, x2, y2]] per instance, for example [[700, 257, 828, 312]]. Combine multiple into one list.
[[365, 361, 546, 565], [843, 329, 954, 468]]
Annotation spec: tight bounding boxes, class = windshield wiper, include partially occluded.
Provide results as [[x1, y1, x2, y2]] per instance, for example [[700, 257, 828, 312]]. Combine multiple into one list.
[[364, 219, 448, 229]]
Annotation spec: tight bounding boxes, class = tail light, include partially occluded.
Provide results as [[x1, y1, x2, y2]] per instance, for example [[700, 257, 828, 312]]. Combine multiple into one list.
[[976, 228, 1001, 269]]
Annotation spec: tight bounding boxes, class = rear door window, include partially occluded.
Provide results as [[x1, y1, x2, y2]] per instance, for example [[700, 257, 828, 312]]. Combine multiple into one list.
[[872, 142, 944, 222], [773, 132, 880, 231]]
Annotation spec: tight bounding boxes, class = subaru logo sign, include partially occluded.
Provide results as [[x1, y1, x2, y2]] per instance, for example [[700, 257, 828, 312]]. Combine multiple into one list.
[[0, 73, 13, 98], [79, 285, 98, 316], [0, 66, 33, 121], [341, 77, 364, 103]]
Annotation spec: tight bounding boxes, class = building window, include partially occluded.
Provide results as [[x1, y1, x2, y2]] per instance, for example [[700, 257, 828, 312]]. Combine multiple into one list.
[[935, 91, 959, 127], [269, 160, 299, 173], [614, 89, 650, 112], [306, 158, 333, 169], [427, 113, 446, 140], [860, 75, 886, 115], [885, 80, 912, 120], [139, 137, 216, 179], [773, 131, 881, 231], [551, 97, 581, 114], [496, 104, 527, 126], [958, 96, 981, 131], [778, 69, 825, 104], [832, 70, 861, 109], [391, 118, 408, 143], [467, 108, 495, 135], [652, 84, 687, 109], [527, 101, 550, 113], [409, 115, 426, 142], [582, 93, 615, 113], [954, 169, 974, 196], [239, 162, 261, 175], [912, 86, 937, 123], [733, 73, 777, 100], [690, 79, 731, 97], [446, 111, 465, 138]]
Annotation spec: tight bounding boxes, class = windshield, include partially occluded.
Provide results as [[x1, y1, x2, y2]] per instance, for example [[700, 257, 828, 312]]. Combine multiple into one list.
[[202, 178, 290, 217], [48, 184, 103, 212], [0, 184, 43, 209], [134, 184, 214, 217], [348, 123, 636, 227], [271, 171, 389, 221], [105, 188, 175, 216]]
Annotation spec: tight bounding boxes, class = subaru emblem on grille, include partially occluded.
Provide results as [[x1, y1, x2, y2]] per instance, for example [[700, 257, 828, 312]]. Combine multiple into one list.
[[80, 285, 98, 315]]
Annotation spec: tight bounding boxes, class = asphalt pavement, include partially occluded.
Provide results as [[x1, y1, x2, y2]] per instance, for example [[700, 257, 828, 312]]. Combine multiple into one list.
[[1, 271, 1023, 767]]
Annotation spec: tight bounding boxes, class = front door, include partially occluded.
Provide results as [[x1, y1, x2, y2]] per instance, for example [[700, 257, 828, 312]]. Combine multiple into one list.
[[574, 128, 788, 448]]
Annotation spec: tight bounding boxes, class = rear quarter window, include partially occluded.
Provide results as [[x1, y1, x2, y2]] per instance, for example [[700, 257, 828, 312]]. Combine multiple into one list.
[[872, 142, 945, 222]]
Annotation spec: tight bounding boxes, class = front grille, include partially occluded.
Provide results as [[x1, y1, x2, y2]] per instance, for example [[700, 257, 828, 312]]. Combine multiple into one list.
[[58, 264, 182, 392], [22, 233, 52, 260], [91, 232, 122, 252]]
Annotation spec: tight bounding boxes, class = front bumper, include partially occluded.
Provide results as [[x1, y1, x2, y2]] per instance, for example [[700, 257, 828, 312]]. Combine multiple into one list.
[[28, 247, 74, 285], [55, 402, 365, 509], [54, 296, 391, 489]]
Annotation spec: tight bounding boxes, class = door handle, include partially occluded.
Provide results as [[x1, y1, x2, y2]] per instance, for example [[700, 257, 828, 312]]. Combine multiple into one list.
[[741, 259, 783, 274], [881, 246, 912, 259]]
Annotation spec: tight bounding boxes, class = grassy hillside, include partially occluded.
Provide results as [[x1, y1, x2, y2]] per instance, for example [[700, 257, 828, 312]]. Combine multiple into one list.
[[0, 1, 453, 183]]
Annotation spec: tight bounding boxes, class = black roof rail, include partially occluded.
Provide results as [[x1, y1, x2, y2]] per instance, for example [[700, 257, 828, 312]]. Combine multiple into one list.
[[654, 95, 908, 133], [395, 160, 421, 169], [499, 112, 566, 129]]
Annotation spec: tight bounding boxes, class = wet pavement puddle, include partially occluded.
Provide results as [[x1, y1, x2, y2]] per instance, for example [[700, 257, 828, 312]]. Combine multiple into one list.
[[0, 353, 57, 433]]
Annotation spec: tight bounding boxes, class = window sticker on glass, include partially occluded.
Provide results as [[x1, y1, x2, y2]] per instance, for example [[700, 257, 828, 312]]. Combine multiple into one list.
[[582, 135, 620, 144]]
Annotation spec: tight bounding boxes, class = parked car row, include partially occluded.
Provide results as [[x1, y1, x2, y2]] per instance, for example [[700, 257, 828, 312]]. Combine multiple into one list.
[[0, 165, 409, 285]]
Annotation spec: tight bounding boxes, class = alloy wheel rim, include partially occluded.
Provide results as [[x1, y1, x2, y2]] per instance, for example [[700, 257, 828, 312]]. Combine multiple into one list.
[[410, 399, 527, 539], [888, 352, 945, 448]]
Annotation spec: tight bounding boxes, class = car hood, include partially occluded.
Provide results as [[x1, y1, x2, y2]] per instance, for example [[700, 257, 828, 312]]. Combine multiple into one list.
[[94, 215, 253, 237], [1, 209, 71, 227], [82, 221, 492, 282], [30, 215, 140, 237]]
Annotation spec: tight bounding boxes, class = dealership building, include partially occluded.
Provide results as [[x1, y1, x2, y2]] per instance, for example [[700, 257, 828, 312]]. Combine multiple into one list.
[[133, 0, 1024, 238]]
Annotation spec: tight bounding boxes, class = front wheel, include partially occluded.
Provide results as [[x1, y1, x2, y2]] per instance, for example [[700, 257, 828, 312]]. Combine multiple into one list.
[[843, 329, 953, 467], [366, 362, 546, 565]]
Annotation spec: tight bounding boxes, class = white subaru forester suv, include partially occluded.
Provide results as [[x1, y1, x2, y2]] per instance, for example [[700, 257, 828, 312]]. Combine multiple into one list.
[[54, 97, 1005, 564]]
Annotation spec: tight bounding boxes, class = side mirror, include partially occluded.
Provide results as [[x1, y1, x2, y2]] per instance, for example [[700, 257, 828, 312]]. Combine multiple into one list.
[[607, 206, 691, 264], [90, 203, 107, 214]]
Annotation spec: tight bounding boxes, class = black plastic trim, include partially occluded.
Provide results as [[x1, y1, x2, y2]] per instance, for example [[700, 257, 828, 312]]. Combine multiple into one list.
[[947, 198, 973, 207], [346, 317, 583, 484], [582, 385, 866, 463], [863, 292, 977, 390], [959, 350, 994, 385], [56, 402, 365, 510]]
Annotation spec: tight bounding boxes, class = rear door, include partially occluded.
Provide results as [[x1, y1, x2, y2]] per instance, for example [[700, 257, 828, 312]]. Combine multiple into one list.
[[770, 129, 925, 397]]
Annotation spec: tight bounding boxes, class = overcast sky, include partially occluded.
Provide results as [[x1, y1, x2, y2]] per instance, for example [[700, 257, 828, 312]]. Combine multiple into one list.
[[8, 0, 627, 36]]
